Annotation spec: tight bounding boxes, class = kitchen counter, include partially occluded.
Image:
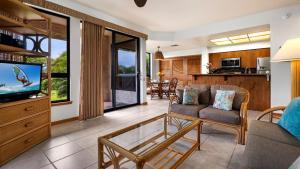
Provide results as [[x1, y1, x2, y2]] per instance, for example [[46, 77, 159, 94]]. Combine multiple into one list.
[[189, 73, 270, 81]]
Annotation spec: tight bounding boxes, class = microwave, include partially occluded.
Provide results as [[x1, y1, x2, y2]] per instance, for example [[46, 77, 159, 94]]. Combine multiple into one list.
[[221, 58, 240, 68]]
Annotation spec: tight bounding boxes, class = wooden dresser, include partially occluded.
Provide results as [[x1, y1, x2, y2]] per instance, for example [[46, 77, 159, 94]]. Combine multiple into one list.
[[0, 97, 51, 166]]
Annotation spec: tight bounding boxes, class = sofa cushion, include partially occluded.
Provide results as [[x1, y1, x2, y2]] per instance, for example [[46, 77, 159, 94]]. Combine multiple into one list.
[[249, 120, 300, 147], [170, 104, 207, 117], [210, 85, 247, 110], [189, 84, 210, 105], [244, 134, 300, 169], [199, 106, 240, 124]]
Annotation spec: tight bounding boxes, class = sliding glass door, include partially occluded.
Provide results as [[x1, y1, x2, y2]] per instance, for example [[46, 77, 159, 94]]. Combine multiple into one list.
[[103, 30, 140, 111]]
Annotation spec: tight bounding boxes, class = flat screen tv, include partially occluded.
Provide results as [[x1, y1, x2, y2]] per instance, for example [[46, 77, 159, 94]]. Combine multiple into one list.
[[0, 61, 42, 101]]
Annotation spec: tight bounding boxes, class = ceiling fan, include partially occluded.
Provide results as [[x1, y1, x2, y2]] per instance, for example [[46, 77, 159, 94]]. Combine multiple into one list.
[[134, 0, 147, 7]]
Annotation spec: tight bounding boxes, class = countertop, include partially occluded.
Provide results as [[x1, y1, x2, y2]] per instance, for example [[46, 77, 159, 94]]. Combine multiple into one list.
[[189, 73, 269, 76]]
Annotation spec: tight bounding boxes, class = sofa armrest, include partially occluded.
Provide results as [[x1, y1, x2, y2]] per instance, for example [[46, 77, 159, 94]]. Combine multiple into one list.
[[256, 106, 286, 123]]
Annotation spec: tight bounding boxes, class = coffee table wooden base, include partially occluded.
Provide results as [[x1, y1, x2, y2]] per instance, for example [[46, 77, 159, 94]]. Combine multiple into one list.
[[98, 113, 201, 169]]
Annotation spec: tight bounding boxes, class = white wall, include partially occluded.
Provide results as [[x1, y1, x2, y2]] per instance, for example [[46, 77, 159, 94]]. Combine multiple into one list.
[[140, 38, 147, 104], [270, 9, 300, 106], [51, 17, 81, 122], [150, 53, 160, 80]]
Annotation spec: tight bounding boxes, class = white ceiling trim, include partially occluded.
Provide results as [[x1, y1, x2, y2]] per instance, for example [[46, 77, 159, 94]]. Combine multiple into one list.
[[47, 0, 150, 34], [47, 1, 300, 43]]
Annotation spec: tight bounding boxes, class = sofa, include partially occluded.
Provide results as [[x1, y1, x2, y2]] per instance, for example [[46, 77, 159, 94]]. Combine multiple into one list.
[[168, 84, 249, 144], [243, 106, 300, 169]]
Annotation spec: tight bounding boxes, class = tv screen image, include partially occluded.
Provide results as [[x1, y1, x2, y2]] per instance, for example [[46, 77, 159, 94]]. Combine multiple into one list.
[[0, 62, 42, 97]]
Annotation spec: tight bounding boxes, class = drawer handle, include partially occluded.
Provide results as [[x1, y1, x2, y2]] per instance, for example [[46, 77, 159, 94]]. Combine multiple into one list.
[[24, 138, 33, 144], [24, 122, 33, 128], [24, 106, 34, 111]]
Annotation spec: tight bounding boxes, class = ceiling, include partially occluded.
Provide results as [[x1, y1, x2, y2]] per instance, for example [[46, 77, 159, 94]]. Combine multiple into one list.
[[146, 25, 271, 52], [73, 0, 299, 32]]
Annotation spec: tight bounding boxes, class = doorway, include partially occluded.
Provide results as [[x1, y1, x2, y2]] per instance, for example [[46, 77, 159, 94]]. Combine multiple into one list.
[[103, 30, 140, 111]]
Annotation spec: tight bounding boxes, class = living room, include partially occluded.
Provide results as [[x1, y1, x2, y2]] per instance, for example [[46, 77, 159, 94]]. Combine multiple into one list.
[[0, 0, 300, 169]]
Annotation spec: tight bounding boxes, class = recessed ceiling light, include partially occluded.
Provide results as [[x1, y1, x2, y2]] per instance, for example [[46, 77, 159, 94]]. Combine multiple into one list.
[[214, 41, 232, 46], [210, 38, 229, 43], [249, 35, 270, 41], [248, 31, 271, 37], [231, 38, 250, 44], [229, 35, 248, 40], [210, 30, 270, 46]]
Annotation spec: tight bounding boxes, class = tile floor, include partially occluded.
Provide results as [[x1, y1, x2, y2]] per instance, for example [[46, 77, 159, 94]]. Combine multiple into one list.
[[1, 98, 260, 169]]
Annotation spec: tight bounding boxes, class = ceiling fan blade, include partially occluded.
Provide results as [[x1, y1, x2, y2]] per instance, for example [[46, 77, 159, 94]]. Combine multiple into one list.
[[134, 0, 147, 7]]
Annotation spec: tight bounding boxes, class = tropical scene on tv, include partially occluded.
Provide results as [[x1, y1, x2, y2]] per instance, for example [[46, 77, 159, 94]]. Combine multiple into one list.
[[0, 63, 41, 95]]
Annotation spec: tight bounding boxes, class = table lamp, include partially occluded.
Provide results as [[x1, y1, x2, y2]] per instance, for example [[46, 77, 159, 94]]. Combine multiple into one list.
[[273, 38, 300, 98]]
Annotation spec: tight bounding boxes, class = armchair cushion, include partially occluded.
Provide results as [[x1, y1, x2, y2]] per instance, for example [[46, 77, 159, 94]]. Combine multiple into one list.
[[278, 97, 300, 140], [170, 104, 207, 117], [199, 106, 240, 124]]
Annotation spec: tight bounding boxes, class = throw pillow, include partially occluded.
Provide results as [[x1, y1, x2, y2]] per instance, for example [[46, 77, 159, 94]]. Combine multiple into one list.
[[278, 97, 300, 140], [182, 87, 198, 105], [213, 90, 236, 111]]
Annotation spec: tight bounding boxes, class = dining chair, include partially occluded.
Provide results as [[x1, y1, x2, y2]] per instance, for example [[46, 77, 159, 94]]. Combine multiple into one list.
[[149, 81, 160, 99], [163, 78, 178, 98]]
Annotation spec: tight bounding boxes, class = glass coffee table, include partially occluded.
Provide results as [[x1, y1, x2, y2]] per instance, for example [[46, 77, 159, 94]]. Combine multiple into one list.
[[98, 112, 201, 169]]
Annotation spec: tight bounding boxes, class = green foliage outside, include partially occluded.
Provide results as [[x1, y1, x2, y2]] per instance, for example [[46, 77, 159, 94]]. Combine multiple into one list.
[[146, 53, 151, 77], [118, 65, 135, 74], [52, 52, 67, 73], [27, 51, 68, 101]]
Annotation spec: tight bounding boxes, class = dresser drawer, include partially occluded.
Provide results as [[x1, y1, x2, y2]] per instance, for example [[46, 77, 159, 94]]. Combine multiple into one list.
[[0, 98, 50, 125], [0, 112, 49, 145], [0, 125, 50, 165]]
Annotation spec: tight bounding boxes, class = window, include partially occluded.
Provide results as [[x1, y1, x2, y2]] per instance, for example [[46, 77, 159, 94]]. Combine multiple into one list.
[[51, 38, 70, 102], [117, 49, 136, 74], [25, 10, 70, 103], [146, 52, 151, 78]]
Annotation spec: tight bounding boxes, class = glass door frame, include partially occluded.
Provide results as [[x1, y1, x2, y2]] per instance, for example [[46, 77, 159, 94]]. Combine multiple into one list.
[[104, 29, 141, 113]]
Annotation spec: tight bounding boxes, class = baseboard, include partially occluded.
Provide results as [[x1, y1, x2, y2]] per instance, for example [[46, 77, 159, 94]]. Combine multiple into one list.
[[51, 116, 79, 126]]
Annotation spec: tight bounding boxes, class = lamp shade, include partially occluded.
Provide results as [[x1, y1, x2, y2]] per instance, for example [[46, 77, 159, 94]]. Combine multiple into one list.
[[272, 38, 300, 62], [154, 46, 164, 60]]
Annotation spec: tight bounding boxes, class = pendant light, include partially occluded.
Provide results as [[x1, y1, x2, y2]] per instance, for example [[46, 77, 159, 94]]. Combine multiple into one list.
[[154, 46, 164, 60]]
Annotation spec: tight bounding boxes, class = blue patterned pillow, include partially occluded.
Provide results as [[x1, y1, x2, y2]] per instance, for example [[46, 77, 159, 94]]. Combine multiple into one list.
[[278, 97, 300, 140], [213, 90, 235, 111], [182, 88, 198, 105]]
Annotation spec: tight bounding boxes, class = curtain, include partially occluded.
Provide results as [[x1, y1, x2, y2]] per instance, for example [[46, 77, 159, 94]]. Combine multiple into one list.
[[292, 60, 300, 99], [80, 21, 104, 120]]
